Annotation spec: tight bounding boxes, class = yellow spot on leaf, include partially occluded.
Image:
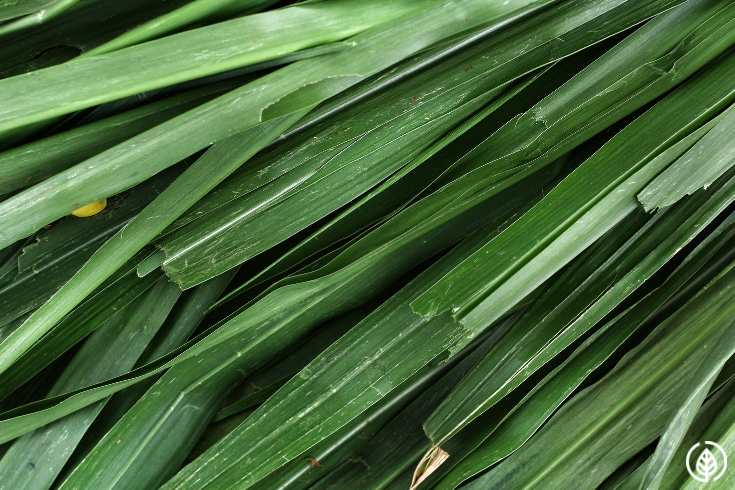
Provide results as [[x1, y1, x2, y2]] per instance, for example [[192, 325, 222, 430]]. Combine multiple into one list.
[[72, 199, 107, 217]]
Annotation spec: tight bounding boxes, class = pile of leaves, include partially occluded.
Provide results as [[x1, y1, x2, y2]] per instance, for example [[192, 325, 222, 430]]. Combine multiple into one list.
[[0, 0, 734, 488]]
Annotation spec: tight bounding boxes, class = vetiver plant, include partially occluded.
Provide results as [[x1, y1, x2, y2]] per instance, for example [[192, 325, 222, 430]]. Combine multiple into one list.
[[0, 1, 734, 489]]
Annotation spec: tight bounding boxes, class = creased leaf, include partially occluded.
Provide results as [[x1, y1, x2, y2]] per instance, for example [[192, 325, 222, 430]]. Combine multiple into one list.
[[0, 0, 681, 249], [411, 49, 735, 336], [0, 278, 180, 490], [638, 100, 735, 211], [0, 0, 424, 133], [463, 261, 735, 489], [0, 113, 301, 379]]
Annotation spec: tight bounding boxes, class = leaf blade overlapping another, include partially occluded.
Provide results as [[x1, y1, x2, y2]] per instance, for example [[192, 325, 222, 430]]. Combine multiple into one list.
[[464, 261, 735, 490], [0, 0, 428, 133], [0, 2, 734, 489], [0, 0, 553, 249], [0, 114, 302, 379], [430, 210, 735, 489], [0, 278, 180, 490], [411, 48, 735, 335], [156, 37, 527, 287], [154, 0, 699, 288]]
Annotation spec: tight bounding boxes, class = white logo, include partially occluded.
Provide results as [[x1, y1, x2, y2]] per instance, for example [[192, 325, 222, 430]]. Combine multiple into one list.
[[686, 441, 727, 483]]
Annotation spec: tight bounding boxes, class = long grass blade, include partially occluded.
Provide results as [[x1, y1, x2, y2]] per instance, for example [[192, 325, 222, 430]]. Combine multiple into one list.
[[0, 114, 301, 378], [0, 278, 180, 490], [0, 0, 677, 249]]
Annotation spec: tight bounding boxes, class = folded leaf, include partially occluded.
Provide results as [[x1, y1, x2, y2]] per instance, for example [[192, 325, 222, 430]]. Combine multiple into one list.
[[215, 310, 363, 421], [464, 261, 735, 489], [0, 114, 300, 378], [0, 0, 681, 249], [0, 258, 162, 403], [158, 37, 518, 288], [0, 278, 180, 490], [255, 335, 482, 490], [158, 173, 553, 489], [638, 100, 735, 211], [433, 212, 735, 488], [0, 83, 225, 195], [425, 163, 735, 445], [314, 319, 515, 490], [0, 170, 177, 327], [411, 50, 735, 335], [86, 0, 280, 55], [0, 0, 425, 133], [79, 269, 237, 450], [210, 65, 549, 306], [440, 0, 735, 183]]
